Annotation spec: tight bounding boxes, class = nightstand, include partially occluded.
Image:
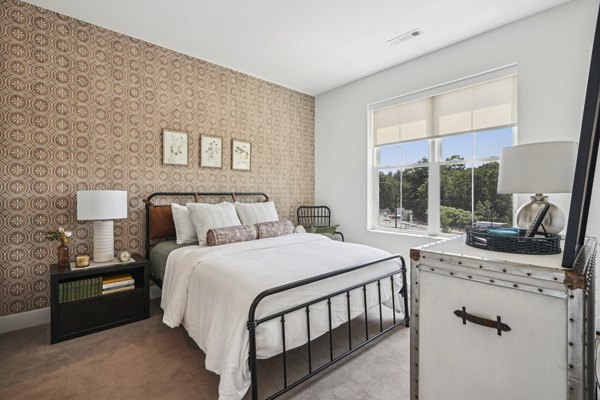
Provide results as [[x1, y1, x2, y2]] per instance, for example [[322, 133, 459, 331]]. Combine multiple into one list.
[[410, 237, 596, 400], [50, 253, 149, 344]]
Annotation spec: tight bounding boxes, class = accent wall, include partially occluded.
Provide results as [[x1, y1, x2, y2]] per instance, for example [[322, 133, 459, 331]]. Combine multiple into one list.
[[0, 0, 315, 316]]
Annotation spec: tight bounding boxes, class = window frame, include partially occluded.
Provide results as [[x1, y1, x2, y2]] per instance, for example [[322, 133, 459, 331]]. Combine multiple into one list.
[[367, 66, 518, 236]]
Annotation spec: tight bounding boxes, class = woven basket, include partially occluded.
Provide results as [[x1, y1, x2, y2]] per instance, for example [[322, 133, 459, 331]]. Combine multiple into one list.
[[465, 228, 561, 255]]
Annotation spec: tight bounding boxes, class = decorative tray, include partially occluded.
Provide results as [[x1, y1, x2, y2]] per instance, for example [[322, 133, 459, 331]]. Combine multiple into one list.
[[465, 228, 561, 255]]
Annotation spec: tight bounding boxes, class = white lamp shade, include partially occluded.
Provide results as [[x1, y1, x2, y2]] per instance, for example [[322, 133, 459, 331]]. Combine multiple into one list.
[[77, 190, 128, 220], [497, 141, 578, 194]]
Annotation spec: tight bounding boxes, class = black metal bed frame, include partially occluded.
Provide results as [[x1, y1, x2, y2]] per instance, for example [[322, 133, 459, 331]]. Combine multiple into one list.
[[143, 192, 410, 399], [247, 255, 409, 400]]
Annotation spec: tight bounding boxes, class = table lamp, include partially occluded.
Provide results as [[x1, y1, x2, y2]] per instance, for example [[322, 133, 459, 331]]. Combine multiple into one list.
[[497, 141, 577, 234], [77, 190, 128, 262]]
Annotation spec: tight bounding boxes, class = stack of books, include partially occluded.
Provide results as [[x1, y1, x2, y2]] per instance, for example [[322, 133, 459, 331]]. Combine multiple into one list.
[[102, 274, 135, 295], [59, 277, 102, 304]]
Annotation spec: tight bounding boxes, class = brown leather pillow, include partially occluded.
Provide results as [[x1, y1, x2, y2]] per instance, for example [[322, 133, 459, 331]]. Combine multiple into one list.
[[206, 225, 257, 246], [149, 205, 176, 240]]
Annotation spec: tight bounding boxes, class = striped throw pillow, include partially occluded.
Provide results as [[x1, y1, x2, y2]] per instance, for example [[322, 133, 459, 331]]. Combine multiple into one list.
[[186, 202, 241, 244]]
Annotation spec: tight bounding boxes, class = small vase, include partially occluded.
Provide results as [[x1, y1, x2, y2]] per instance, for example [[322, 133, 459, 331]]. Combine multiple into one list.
[[57, 243, 69, 267]]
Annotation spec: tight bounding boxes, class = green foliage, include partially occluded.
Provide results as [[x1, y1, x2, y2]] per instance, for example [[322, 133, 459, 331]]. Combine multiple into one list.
[[378, 157, 429, 224], [379, 171, 400, 212], [440, 161, 471, 211], [401, 165, 428, 222], [440, 206, 472, 233], [472, 162, 512, 226]]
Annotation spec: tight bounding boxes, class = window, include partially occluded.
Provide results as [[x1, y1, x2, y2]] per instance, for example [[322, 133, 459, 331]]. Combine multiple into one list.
[[377, 142, 430, 233], [370, 69, 517, 235]]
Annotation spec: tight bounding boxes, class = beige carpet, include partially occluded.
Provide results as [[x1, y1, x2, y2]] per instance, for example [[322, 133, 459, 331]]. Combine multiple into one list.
[[0, 300, 410, 400]]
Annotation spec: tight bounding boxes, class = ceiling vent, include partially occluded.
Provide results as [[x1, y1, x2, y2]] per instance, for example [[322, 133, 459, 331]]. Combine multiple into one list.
[[387, 29, 424, 46]]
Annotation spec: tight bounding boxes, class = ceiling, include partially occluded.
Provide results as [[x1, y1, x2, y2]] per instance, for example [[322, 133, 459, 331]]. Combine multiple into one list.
[[23, 0, 571, 95]]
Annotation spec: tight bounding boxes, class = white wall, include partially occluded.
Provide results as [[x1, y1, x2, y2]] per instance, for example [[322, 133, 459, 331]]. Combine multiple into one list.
[[315, 0, 600, 259]]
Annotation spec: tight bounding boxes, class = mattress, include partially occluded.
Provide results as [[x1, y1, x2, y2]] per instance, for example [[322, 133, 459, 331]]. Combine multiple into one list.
[[149, 240, 197, 282]]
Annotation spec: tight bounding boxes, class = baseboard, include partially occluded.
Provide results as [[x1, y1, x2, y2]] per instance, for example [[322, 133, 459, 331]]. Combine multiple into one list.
[[0, 287, 162, 335], [0, 307, 50, 335], [150, 285, 161, 300]]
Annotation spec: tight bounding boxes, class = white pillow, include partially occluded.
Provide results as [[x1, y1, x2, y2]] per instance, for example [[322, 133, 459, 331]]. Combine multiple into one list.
[[294, 225, 307, 234], [187, 202, 242, 244], [171, 203, 198, 244], [235, 201, 279, 225]]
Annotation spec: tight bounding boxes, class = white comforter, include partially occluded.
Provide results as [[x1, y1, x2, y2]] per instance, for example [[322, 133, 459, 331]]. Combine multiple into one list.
[[161, 233, 405, 400]]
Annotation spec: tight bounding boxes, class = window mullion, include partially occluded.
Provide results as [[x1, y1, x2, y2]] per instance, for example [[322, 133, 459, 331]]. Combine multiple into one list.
[[471, 133, 476, 228], [399, 169, 403, 228], [428, 139, 441, 234], [471, 163, 475, 228]]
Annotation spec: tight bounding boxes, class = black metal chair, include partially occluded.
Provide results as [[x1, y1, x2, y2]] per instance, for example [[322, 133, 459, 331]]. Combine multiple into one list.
[[296, 205, 344, 241]]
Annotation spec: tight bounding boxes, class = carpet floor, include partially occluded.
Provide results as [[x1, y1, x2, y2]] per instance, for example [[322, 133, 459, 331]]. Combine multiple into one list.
[[0, 299, 410, 400]]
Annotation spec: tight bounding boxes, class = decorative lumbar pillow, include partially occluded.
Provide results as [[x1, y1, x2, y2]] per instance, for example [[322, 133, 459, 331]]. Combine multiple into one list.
[[235, 201, 279, 225], [149, 205, 176, 240], [171, 203, 198, 244], [255, 220, 294, 239], [206, 225, 258, 246], [187, 202, 242, 244]]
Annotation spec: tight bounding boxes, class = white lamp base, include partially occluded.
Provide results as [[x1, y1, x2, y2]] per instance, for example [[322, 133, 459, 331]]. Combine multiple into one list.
[[515, 194, 566, 235], [93, 220, 115, 262]]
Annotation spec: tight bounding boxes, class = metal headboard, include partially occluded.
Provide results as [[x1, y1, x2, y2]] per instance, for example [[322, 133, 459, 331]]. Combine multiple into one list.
[[143, 191, 270, 259]]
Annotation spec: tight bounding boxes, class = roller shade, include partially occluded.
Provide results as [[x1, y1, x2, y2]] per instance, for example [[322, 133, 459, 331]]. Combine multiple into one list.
[[373, 98, 432, 145], [373, 75, 517, 146]]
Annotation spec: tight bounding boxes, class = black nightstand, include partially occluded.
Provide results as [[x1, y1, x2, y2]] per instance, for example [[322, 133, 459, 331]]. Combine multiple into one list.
[[50, 253, 149, 344]]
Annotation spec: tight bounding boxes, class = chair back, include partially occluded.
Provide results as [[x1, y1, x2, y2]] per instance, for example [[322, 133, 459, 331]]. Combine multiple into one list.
[[297, 206, 331, 228]]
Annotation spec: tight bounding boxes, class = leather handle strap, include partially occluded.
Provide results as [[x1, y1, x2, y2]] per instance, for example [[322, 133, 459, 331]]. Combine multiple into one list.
[[453, 306, 511, 336]]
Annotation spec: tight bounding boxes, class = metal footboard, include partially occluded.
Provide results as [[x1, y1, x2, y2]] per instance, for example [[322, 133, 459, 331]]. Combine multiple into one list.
[[247, 255, 409, 400]]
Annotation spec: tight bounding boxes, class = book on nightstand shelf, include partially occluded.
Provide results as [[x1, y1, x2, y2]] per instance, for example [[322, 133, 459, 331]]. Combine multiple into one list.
[[102, 274, 135, 295], [58, 276, 102, 304], [102, 285, 135, 295]]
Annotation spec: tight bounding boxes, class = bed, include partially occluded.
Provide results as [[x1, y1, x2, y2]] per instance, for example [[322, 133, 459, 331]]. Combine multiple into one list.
[[144, 192, 409, 400]]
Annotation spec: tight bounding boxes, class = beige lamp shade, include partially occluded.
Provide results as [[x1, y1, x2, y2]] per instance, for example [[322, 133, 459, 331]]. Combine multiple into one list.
[[77, 190, 128, 220], [497, 141, 578, 194]]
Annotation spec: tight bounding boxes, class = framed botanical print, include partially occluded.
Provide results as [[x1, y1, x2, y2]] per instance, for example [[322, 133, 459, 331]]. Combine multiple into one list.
[[162, 129, 189, 166], [200, 135, 223, 168], [232, 139, 251, 171]]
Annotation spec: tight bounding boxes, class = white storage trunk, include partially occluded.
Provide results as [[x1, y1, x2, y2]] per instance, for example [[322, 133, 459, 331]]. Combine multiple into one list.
[[410, 236, 596, 400]]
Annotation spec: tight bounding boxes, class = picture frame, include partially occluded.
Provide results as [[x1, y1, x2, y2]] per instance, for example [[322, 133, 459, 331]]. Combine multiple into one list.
[[200, 135, 223, 168], [232, 139, 251, 171], [525, 203, 550, 237], [562, 7, 600, 268], [162, 129, 189, 166]]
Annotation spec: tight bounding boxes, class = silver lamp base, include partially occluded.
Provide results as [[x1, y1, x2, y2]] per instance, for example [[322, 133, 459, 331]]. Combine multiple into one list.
[[515, 194, 565, 235]]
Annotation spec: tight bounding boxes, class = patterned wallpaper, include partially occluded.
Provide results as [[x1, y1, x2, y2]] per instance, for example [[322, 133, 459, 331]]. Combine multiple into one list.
[[0, 0, 315, 316]]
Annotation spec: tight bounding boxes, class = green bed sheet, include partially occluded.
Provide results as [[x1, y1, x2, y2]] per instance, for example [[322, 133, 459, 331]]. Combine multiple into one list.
[[149, 240, 197, 282]]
